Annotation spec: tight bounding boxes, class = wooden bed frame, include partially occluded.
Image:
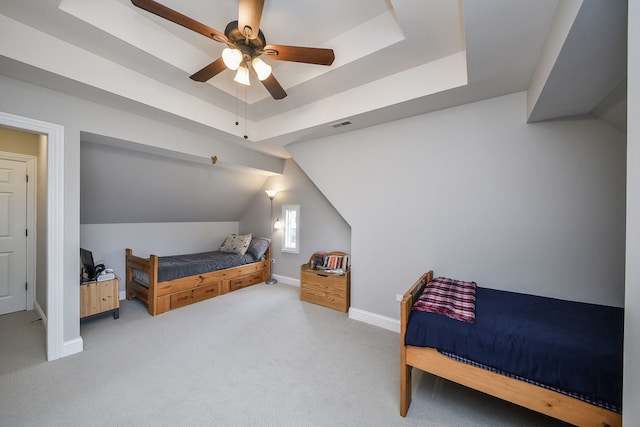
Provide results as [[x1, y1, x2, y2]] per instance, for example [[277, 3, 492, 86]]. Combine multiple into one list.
[[400, 271, 622, 427], [125, 246, 271, 316]]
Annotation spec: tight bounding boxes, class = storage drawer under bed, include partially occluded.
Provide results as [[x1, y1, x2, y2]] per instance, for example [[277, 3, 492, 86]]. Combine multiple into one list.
[[170, 281, 221, 309], [229, 272, 264, 292]]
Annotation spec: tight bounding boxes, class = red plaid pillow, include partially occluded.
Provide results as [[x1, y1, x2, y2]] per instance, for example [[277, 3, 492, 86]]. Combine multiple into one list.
[[413, 276, 476, 323]]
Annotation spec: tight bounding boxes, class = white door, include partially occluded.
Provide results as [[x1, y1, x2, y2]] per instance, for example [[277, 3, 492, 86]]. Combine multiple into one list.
[[0, 158, 27, 315]]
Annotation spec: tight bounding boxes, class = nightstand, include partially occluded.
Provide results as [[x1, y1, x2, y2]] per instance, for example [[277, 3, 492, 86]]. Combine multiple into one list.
[[80, 278, 120, 319]]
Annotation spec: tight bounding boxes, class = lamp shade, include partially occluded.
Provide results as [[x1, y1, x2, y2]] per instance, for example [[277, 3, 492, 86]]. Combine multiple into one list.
[[274, 218, 282, 229], [234, 65, 251, 86], [265, 190, 277, 199], [222, 48, 243, 70], [252, 57, 272, 81]]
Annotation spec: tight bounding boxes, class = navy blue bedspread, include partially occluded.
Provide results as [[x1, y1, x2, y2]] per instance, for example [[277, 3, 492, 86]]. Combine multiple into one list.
[[157, 251, 256, 282], [405, 287, 624, 408]]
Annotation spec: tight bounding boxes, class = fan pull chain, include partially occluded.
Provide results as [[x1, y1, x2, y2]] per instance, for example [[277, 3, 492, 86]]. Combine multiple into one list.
[[235, 84, 239, 126], [244, 84, 248, 140]]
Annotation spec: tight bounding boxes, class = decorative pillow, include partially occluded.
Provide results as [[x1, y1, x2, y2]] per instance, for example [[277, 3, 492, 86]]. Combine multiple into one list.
[[412, 276, 477, 323], [219, 233, 252, 255], [247, 237, 270, 260]]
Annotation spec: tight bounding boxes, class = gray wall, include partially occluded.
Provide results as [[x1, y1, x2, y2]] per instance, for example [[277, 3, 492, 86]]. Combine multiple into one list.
[[240, 159, 351, 281], [289, 92, 626, 321], [624, 0, 639, 423]]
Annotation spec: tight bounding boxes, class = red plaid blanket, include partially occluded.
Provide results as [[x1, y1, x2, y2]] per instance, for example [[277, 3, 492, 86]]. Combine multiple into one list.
[[412, 276, 476, 323]]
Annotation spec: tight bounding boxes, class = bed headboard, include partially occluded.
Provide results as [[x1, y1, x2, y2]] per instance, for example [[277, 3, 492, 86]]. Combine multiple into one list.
[[400, 270, 433, 342]]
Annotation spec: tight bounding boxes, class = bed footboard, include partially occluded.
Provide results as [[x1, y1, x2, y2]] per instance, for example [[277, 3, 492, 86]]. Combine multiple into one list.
[[125, 248, 159, 315], [400, 270, 432, 417]]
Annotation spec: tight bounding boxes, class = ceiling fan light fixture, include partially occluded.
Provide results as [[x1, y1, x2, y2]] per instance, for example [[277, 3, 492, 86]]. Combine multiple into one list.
[[234, 64, 251, 86], [222, 47, 243, 70], [252, 57, 272, 81], [130, 0, 335, 100]]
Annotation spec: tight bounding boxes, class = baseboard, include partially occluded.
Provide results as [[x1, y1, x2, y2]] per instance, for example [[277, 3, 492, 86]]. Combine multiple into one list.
[[274, 276, 399, 332], [273, 274, 299, 287], [34, 300, 47, 332], [349, 307, 400, 333], [60, 337, 83, 358]]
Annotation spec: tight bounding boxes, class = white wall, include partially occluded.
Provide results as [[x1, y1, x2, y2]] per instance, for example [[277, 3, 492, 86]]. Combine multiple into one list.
[[80, 222, 239, 295], [624, 0, 639, 424], [239, 159, 351, 282], [289, 92, 626, 323]]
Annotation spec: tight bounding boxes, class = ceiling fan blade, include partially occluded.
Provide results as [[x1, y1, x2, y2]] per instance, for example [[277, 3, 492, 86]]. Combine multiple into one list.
[[261, 74, 287, 100], [131, 0, 227, 42], [263, 45, 335, 66], [238, 0, 265, 40], [190, 58, 227, 82]]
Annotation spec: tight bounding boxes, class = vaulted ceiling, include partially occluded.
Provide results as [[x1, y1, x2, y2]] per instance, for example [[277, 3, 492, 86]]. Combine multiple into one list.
[[0, 0, 628, 161]]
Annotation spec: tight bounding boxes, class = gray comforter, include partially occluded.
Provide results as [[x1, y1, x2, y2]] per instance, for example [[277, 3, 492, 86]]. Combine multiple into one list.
[[156, 250, 257, 282]]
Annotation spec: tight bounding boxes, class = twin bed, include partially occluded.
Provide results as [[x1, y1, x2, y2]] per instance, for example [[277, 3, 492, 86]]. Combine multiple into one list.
[[400, 271, 623, 427], [125, 235, 271, 315]]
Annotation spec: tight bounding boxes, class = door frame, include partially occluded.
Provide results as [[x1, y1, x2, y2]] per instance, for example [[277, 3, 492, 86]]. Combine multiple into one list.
[[0, 151, 36, 312], [0, 111, 65, 361]]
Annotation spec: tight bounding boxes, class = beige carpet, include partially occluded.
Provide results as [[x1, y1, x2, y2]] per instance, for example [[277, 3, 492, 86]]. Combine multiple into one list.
[[0, 283, 569, 426]]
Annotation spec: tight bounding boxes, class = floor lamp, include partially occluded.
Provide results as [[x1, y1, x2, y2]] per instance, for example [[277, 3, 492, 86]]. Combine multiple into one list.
[[265, 190, 278, 285]]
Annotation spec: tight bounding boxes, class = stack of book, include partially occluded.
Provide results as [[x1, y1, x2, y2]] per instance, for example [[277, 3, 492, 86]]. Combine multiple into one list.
[[310, 252, 350, 274], [323, 254, 349, 271]]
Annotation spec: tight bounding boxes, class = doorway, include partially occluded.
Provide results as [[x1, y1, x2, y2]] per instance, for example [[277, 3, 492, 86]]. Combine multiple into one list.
[[0, 111, 66, 361]]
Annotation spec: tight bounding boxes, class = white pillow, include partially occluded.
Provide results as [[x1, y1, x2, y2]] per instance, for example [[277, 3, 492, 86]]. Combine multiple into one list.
[[219, 234, 252, 255]]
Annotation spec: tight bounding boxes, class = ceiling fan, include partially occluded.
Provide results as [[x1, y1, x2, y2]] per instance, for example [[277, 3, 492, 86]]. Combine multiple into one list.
[[130, 0, 336, 100]]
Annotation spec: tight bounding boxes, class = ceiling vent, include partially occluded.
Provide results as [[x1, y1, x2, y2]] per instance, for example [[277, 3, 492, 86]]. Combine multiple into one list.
[[331, 120, 352, 129]]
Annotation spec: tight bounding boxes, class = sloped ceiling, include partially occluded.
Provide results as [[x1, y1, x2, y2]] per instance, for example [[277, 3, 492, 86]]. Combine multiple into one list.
[[0, 0, 628, 223], [80, 139, 267, 223], [527, 0, 627, 127]]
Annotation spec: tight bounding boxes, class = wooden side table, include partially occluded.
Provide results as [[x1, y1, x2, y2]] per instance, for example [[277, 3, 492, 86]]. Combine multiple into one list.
[[300, 252, 350, 312], [80, 277, 120, 319]]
